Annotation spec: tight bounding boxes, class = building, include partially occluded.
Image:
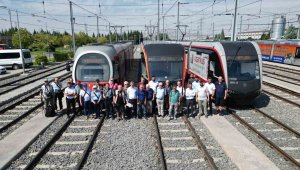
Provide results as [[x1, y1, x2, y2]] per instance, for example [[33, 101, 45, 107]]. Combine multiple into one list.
[[237, 30, 270, 40]]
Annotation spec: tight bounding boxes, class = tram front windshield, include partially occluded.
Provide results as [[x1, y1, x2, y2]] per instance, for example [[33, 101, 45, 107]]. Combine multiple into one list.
[[148, 56, 183, 81], [227, 56, 260, 81], [76, 53, 110, 82]]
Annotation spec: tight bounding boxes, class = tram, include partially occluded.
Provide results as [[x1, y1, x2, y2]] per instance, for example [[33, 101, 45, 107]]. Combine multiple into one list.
[[72, 42, 134, 89]]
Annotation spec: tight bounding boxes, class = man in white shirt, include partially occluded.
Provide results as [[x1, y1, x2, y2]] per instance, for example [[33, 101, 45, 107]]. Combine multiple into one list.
[[80, 84, 91, 119], [51, 77, 63, 111], [64, 81, 76, 117], [192, 79, 200, 91], [127, 81, 137, 118], [155, 82, 165, 117], [149, 76, 158, 92], [176, 81, 184, 113], [196, 81, 210, 118], [185, 83, 196, 117], [205, 77, 216, 115]]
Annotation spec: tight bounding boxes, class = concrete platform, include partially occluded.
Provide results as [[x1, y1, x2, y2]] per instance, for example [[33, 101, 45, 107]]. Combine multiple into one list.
[[0, 70, 70, 103], [263, 76, 300, 94], [200, 115, 279, 170], [263, 61, 300, 71], [0, 97, 67, 169]]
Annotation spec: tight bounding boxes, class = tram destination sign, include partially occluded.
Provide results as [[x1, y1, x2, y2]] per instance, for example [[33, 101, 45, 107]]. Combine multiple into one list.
[[189, 51, 209, 80]]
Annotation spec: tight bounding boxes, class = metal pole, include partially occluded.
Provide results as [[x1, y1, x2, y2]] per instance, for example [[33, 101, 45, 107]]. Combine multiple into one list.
[[297, 15, 300, 39], [157, 0, 160, 41], [200, 17, 203, 40], [69, 1, 76, 53], [162, 16, 165, 40], [177, 2, 179, 41], [232, 0, 238, 41], [109, 23, 111, 43], [46, 22, 50, 59], [85, 23, 88, 35], [8, 9, 13, 29], [97, 16, 99, 39], [212, 22, 214, 40], [239, 15, 242, 40], [16, 10, 25, 74]]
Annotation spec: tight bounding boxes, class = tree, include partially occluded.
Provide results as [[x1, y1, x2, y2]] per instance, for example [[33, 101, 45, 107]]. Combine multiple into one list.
[[97, 37, 108, 44], [284, 25, 297, 39], [12, 28, 33, 48], [62, 34, 72, 46], [260, 33, 270, 40]]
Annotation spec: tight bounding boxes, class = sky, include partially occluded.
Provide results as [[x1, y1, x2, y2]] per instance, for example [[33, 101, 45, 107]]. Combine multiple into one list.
[[0, 0, 299, 40]]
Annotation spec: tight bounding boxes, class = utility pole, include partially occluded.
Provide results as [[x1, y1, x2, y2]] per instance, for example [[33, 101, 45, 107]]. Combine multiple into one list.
[[212, 22, 215, 40], [16, 10, 25, 74], [162, 15, 165, 40], [85, 24, 88, 35], [297, 15, 300, 39], [8, 9, 12, 29], [157, 0, 160, 41], [231, 0, 238, 41], [109, 23, 111, 43], [69, 1, 76, 53], [96, 16, 99, 39], [200, 17, 203, 40], [239, 15, 243, 40], [177, 2, 179, 41]]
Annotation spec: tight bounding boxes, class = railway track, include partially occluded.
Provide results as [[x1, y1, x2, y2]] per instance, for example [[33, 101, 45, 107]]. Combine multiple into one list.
[[263, 81, 300, 108], [153, 115, 217, 170], [228, 108, 300, 168], [263, 64, 300, 86], [15, 115, 105, 169], [0, 72, 71, 140], [0, 62, 72, 96]]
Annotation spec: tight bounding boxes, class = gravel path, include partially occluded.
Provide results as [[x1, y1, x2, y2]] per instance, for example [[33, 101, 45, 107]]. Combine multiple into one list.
[[7, 115, 69, 169], [83, 118, 159, 170]]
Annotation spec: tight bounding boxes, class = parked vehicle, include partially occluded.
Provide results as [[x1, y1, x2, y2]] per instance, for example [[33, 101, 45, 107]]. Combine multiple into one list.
[[0, 49, 33, 69]]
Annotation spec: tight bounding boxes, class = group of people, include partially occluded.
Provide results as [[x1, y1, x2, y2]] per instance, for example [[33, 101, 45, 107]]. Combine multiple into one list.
[[40, 75, 227, 121]]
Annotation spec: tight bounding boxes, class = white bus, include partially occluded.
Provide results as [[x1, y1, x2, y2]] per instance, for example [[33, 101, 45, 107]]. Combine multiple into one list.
[[0, 49, 33, 69]]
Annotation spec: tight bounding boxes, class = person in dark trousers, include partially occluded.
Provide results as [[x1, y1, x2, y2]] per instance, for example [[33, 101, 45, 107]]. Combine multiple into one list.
[[169, 84, 180, 120], [185, 83, 196, 117], [205, 77, 216, 115], [80, 84, 91, 119], [114, 85, 127, 121], [127, 81, 137, 118], [64, 82, 76, 117], [74, 80, 82, 115], [215, 76, 228, 116], [145, 84, 154, 117], [91, 84, 102, 118], [41, 78, 54, 111], [136, 84, 147, 119], [103, 83, 114, 119], [51, 77, 63, 111], [164, 80, 171, 115]]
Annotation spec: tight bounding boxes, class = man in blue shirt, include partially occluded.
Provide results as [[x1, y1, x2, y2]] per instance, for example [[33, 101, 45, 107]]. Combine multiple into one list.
[[136, 84, 147, 118], [214, 76, 227, 116]]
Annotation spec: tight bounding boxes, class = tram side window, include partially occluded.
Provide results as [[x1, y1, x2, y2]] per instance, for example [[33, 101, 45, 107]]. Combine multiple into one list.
[[296, 47, 300, 59]]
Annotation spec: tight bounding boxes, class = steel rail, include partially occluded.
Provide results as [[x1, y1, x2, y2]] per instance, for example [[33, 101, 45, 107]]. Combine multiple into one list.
[[228, 109, 300, 168], [75, 116, 106, 170], [0, 62, 70, 88], [254, 108, 300, 138], [0, 63, 72, 96], [263, 73, 300, 86], [263, 82, 300, 108], [263, 64, 299, 75], [182, 115, 218, 170], [153, 115, 167, 170], [23, 114, 76, 170], [0, 72, 72, 111], [0, 73, 71, 134]]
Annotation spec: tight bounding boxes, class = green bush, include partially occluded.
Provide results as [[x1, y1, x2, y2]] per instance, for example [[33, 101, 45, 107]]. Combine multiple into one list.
[[67, 51, 74, 59], [35, 55, 48, 65], [53, 52, 69, 62]]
